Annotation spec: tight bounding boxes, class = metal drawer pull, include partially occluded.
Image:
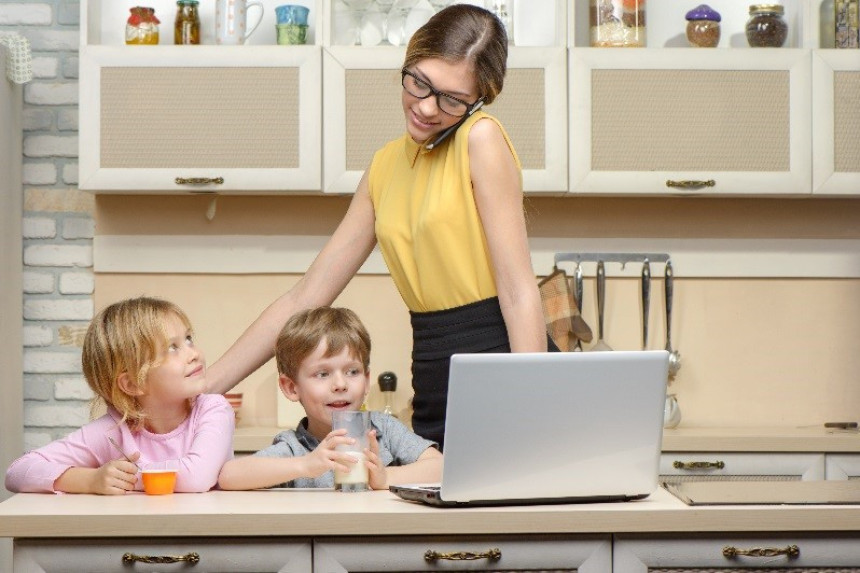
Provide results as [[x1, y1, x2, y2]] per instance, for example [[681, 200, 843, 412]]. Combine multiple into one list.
[[122, 552, 200, 565], [723, 545, 799, 559], [666, 179, 716, 189], [673, 460, 725, 470], [175, 177, 224, 185], [424, 548, 501, 562]]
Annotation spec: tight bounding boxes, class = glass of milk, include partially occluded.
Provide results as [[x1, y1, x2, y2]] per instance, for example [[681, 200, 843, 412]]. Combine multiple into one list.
[[331, 410, 371, 492]]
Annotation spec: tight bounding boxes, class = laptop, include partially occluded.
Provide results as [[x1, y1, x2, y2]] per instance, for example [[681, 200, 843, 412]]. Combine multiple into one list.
[[389, 350, 669, 507]]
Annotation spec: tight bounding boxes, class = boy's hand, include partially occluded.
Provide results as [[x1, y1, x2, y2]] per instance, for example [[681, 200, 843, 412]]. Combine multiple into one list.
[[90, 451, 140, 495], [365, 429, 387, 490], [303, 429, 358, 478]]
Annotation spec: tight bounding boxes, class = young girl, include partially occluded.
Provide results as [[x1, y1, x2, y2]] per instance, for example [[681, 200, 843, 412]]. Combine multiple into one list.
[[5, 296, 234, 494]]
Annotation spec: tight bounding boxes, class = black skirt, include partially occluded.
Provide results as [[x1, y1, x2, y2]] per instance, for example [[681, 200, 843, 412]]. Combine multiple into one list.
[[410, 297, 559, 450]]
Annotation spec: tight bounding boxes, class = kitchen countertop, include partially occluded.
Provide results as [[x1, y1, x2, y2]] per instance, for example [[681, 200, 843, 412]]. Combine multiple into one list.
[[235, 425, 860, 453], [1, 487, 860, 539]]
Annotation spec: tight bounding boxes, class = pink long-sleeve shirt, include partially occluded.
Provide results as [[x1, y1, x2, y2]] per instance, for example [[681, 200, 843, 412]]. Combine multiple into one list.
[[5, 393, 234, 494]]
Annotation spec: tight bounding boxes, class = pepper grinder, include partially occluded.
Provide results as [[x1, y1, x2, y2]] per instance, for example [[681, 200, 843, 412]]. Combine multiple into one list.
[[378, 371, 397, 417]]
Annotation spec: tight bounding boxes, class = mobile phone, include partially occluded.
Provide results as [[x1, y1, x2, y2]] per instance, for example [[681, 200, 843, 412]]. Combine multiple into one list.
[[424, 100, 485, 150]]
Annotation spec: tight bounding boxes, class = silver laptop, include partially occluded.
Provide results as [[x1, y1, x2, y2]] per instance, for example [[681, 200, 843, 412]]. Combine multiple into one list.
[[390, 350, 669, 507]]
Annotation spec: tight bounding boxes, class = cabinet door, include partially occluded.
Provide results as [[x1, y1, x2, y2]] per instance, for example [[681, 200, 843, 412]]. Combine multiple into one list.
[[812, 50, 860, 196], [615, 533, 860, 571], [13, 537, 312, 572], [79, 46, 322, 193], [313, 535, 611, 572], [569, 49, 812, 196], [661, 452, 825, 483], [826, 454, 860, 480], [322, 47, 568, 194]]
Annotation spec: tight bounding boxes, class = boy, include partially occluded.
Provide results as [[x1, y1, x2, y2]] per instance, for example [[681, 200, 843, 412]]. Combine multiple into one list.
[[217, 307, 441, 490]]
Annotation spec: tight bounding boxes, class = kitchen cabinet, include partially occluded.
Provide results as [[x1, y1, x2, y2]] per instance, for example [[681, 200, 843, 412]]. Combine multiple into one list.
[[660, 452, 825, 484], [812, 50, 860, 196], [313, 535, 611, 572], [615, 533, 860, 571], [826, 454, 860, 480]]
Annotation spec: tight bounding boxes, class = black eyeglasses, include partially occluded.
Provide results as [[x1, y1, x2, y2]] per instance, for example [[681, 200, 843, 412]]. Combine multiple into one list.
[[401, 68, 482, 118]]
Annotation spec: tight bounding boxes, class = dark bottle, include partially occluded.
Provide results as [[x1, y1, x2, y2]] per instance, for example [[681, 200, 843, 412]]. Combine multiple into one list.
[[175, 0, 200, 45], [378, 372, 397, 417]]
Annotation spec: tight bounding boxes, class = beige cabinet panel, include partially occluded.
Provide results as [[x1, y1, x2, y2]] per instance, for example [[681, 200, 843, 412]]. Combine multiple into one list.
[[812, 51, 860, 196], [322, 46, 568, 194], [13, 538, 312, 572], [826, 454, 860, 480], [79, 46, 322, 193], [660, 453, 825, 483], [569, 49, 812, 196], [615, 533, 860, 571], [313, 535, 611, 572]]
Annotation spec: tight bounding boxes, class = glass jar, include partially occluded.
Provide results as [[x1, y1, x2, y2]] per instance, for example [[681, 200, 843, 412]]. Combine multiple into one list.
[[685, 4, 721, 48], [745, 4, 788, 47], [489, 0, 513, 44], [835, 0, 860, 49], [126, 7, 160, 45], [174, 0, 200, 45], [590, 0, 646, 47]]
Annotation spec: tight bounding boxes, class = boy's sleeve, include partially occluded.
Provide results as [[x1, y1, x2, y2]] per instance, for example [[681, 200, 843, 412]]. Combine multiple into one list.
[[375, 413, 437, 466]]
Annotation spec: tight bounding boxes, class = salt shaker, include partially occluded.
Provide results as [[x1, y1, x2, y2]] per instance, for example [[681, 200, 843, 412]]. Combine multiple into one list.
[[685, 4, 721, 48], [378, 371, 397, 418]]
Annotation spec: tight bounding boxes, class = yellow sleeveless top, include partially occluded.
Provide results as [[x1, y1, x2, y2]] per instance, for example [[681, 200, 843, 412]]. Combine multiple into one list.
[[368, 111, 522, 313]]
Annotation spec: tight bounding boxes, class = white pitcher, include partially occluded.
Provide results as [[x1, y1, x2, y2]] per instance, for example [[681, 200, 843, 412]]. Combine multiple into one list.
[[215, 0, 264, 45]]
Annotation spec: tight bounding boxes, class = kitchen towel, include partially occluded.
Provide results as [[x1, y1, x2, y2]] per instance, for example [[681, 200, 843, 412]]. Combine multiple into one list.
[[538, 267, 592, 351]]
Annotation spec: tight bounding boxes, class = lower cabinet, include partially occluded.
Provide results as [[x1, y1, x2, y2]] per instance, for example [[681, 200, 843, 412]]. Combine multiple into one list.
[[826, 454, 860, 480], [13, 538, 312, 573], [313, 535, 612, 573], [615, 533, 860, 571], [660, 453, 825, 483]]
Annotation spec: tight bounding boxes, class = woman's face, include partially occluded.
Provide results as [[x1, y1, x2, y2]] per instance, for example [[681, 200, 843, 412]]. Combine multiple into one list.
[[401, 58, 479, 145]]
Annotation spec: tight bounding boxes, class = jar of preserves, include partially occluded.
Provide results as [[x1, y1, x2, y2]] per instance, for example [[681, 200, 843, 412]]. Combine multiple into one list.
[[835, 0, 859, 49], [175, 0, 201, 45], [590, 0, 646, 47], [685, 4, 721, 48], [126, 7, 160, 45], [745, 4, 788, 47]]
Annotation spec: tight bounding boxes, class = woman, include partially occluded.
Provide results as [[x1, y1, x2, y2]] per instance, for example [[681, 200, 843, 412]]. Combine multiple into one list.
[[207, 4, 555, 449]]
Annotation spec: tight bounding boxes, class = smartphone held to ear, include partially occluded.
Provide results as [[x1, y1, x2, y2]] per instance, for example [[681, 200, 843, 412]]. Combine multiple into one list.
[[424, 101, 485, 150]]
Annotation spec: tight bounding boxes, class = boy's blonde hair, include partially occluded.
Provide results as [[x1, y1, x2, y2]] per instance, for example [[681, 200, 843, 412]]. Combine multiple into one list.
[[82, 296, 193, 431], [276, 307, 371, 381]]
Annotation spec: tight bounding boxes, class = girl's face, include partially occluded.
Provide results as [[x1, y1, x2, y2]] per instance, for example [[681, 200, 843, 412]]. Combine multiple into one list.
[[280, 339, 369, 441], [139, 313, 207, 413], [401, 58, 479, 145]]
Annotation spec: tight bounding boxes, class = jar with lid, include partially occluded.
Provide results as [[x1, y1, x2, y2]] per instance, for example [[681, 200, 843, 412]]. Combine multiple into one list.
[[590, 0, 646, 47], [174, 0, 200, 45], [835, 0, 859, 49], [685, 4, 721, 48], [745, 4, 788, 47], [126, 7, 160, 45]]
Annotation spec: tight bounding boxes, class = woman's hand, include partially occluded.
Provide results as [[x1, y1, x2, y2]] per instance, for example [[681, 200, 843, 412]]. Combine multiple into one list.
[[365, 429, 387, 490]]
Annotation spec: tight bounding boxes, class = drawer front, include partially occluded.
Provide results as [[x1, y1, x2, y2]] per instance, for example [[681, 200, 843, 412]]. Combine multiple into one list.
[[826, 454, 860, 480], [14, 538, 312, 573], [615, 533, 860, 571], [660, 453, 825, 483], [313, 535, 611, 572]]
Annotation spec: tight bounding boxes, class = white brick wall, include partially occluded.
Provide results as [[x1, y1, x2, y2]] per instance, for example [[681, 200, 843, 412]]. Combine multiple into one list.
[[2, 0, 95, 441]]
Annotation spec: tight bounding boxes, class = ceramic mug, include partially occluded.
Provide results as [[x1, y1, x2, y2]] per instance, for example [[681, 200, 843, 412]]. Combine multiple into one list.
[[216, 0, 264, 45], [275, 4, 310, 45]]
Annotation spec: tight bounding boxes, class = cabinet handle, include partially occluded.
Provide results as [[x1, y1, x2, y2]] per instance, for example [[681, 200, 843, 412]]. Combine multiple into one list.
[[722, 544, 800, 559], [424, 548, 501, 562], [673, 460, 725, 470], [122, 552, 200, 565], [666, 179, 716, 189], [175, 177, 224, 185]]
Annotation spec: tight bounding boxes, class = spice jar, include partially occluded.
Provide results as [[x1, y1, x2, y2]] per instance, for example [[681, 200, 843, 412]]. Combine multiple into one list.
[[685, 4, 721, 47], [174, 0, 200, 45], [590, 0, 646, 47], [746, 4, 788, 47], [126, 7, 160, 45], [835, 0, 860, 49]]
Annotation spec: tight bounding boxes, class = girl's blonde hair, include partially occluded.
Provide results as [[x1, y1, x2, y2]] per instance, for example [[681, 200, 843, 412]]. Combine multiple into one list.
[[82, 297, 193, 431], [275, 307, 371, 381], [403, 4, 508, 105]]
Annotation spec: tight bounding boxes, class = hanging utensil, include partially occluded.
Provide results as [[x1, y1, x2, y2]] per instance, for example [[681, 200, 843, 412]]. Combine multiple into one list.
[[592, 260, 612, 351], [641, 258, 651, 350], [573, 263, 585, 351], [665, 260, 681, 376]]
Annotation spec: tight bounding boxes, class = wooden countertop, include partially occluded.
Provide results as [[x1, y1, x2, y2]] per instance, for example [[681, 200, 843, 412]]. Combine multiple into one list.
[[235, 426, 860, 453], [2, 487, 860, 539]]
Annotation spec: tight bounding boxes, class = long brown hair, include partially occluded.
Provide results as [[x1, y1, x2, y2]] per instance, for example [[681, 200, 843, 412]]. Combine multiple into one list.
[[404, 4, 508, 105]]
